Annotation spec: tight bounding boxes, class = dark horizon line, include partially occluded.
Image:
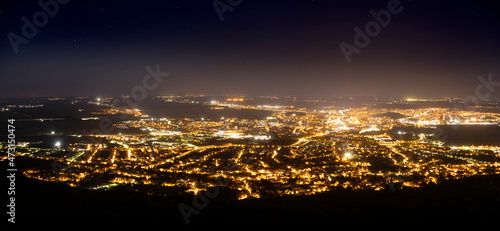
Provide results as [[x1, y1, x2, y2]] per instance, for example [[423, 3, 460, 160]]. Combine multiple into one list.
[[1, 94, 499, 101]]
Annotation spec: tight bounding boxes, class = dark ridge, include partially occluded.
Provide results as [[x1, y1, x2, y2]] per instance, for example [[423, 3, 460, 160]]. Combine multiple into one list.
[[4, 158, 499, 227]]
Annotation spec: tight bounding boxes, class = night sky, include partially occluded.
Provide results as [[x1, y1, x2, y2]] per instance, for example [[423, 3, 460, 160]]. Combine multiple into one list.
[[0, 0, 499, 98]]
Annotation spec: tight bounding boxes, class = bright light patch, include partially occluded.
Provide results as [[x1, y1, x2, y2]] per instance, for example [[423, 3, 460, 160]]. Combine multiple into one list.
[[344, 152, 353, 159]]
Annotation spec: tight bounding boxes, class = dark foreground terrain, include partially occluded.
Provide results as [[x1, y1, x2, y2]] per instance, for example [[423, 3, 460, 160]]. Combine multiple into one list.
[[3, 158, 500, 228]]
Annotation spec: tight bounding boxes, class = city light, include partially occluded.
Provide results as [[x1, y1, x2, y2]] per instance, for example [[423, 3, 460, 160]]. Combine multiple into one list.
[[6, 95, 500, 202], [3, 0, 500, 224]]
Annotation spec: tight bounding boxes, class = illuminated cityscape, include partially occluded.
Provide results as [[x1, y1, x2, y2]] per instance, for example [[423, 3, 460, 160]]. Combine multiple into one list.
[[3, 96, 499, 201], [2, 0, 500, 226]]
